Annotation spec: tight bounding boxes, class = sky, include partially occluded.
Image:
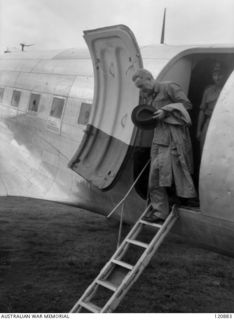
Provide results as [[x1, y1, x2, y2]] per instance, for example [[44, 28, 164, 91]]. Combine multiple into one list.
[[0, 0, 234, 53]]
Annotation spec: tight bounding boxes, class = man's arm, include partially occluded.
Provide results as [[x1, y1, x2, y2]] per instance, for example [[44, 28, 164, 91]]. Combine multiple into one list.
[[196, 88, 208, 139], [196, 111, 205, 140], [167, 82, 192, 110]]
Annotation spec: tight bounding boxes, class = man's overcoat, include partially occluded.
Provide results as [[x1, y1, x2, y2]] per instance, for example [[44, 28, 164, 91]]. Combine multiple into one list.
[[141, 81, 197, 198]]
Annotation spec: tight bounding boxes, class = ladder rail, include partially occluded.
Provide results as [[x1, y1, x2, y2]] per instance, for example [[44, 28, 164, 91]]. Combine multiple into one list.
[[101, 207, 178, 312], [110, 204, 152, 262], [115, 204, 151, 243], [70, 210, 146, 312], [70, 258, 116, 313], [70, 205, 178, 313], [112, 206, 177, 265]]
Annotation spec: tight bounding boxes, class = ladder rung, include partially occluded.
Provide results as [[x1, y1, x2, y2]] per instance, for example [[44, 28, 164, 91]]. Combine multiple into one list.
[[140, 219, 162, 228], [96, 279, 117, 292], [79, 301, 101, 313], [126, 239, 149, 248], [70, 206, 178, 314], [112, 259, 133, 270]]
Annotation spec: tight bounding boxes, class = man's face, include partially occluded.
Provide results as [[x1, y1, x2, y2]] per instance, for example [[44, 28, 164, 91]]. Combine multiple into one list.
[[134, 77, 154, 94], [212, 71, 224, 87]]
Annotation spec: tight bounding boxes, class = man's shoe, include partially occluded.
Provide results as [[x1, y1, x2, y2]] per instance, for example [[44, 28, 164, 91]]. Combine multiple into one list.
[[144, 215, 165, 224]]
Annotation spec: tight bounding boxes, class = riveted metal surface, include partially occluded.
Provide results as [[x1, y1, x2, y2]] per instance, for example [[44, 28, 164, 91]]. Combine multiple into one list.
[[14, 72, 75, 96], [83, 24, 143, 143], [69, 25, 143, 189], [200, 70, 234, 222], [31, 59, 93, 76], [0, 59, 40, 72], [0, 70, 20, 87]]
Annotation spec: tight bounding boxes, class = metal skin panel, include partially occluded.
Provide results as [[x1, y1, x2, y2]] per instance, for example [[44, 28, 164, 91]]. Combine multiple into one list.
[[0, 54, 92, 76], [173, 207, 234, 256], [0, 50, 67, 60], [84, 25, 143, 144], [69, 25, 143, 189], [0, 59, 39, 72], [141, 44, 234, 59], [0, 48, 90, 61], [0, 70, 20, 87], [158, 58, 191, 95], [69, 76, 94, 100], [62, 97, 83, 126], [31, 59, 93, 76], [14, 72, 75, 96], [17, 90, 31, 111], [0, 48, 95, 203], [200, 70, 234, 222]]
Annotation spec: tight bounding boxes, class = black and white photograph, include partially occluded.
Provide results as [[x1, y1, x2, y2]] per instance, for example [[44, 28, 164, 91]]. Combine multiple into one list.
[[0, 0, 234, 315]]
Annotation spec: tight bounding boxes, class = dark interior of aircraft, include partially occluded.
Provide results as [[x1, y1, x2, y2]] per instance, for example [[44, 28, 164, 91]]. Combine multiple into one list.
[[188, 54, 234, 190], [188, 56, 221, 190], [133, 53, 234, 206]]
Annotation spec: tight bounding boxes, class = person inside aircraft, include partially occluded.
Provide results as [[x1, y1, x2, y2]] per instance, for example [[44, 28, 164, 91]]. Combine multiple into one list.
[[196, 62, 227, 151], [132, 69, 197, 223]]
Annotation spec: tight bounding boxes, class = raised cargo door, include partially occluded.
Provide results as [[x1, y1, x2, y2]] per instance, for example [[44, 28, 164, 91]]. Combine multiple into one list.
[[69, 25, 143, 189], [200, 70, 234, 222]]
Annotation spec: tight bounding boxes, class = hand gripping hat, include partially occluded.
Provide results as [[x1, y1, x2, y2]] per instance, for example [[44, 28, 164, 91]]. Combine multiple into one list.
[[131, 104, 157, 130]]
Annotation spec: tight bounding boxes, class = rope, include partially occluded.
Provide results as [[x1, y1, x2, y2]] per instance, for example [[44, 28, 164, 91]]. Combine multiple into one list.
[[107, 158, 151, 250], [116, 202, 124, 249], [107, 158, 151, 219]]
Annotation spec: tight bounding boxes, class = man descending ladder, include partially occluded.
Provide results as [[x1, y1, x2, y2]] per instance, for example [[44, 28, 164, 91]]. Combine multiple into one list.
[[69, 205, 178, 313]]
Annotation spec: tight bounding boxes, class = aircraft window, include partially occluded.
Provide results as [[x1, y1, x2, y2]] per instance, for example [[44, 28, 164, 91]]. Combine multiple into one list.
[[0, 88, 4, 102], [28, 93, 40, 112], [50, 97, 65, 119], [78, 102, 91, 125], [11, 90, 21, 107]]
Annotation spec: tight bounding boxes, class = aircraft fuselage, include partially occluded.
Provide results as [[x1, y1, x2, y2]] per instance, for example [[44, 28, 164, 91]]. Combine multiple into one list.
[[1, 25, 234, 255]]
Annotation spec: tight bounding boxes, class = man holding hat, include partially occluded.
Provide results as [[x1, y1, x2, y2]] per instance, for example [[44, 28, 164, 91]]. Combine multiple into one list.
[[132, 69, 196, 223]]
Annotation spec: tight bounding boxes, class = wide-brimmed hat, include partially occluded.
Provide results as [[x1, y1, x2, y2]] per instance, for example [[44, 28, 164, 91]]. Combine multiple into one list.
[[131, 104, 156, 130]]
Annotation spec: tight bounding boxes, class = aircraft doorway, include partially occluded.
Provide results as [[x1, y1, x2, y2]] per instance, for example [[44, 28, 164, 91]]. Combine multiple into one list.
[[188, 57, 219, 189], [188, 54, 234, 190], [133, 52, 234, 207]]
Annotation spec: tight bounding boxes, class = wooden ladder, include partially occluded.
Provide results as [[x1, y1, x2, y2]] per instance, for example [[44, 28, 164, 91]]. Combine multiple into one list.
[[70, 205, 178, 313]]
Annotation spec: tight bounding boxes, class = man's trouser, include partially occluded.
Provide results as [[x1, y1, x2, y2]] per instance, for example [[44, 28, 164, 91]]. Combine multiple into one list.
[[148, 161, 170, 219], [148, 143, 170, 220], [149, 185, 169, 219]]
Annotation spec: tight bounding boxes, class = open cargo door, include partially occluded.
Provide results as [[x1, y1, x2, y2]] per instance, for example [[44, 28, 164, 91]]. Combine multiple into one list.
[[200, 70, 234, 222], [69, 25, 143, 189]]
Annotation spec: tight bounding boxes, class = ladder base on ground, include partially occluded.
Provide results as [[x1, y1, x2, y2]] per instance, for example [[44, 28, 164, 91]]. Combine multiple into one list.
[[70, 205, 178, 313]]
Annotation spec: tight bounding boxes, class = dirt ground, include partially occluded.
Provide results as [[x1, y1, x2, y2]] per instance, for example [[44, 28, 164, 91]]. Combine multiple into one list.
[[1, 196, 234, 313]]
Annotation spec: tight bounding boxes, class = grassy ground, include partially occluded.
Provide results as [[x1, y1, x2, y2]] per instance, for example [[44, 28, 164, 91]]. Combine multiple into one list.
[[0, 196, 234, 313]]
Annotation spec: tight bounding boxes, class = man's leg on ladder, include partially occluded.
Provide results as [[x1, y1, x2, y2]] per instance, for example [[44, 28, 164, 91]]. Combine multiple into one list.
[[145, 186, 169, 222], [145, 164, 170, 222]]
